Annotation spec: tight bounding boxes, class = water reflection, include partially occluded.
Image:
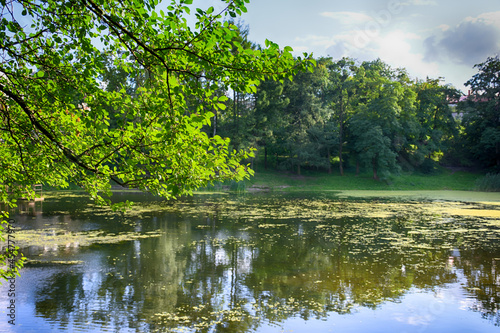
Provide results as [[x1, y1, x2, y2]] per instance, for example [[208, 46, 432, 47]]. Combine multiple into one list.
[[0, 192, 499, 332]]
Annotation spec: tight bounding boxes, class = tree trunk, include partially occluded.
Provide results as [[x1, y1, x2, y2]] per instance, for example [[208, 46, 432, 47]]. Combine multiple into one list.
[[233, 90, 237, 123], [264, 145, 268, 169], [212, 109, 217, 137], [297, 163, 301, 176], [327, 148, 332, 174], [233, 89, 238, 148], [356, 159, 360, 176], [372, 158, 379, 180], [497, 142, 500, 166]]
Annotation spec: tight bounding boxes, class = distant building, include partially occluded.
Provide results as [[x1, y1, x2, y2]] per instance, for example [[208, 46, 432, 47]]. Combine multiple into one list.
[[447, 90, 492, 119]]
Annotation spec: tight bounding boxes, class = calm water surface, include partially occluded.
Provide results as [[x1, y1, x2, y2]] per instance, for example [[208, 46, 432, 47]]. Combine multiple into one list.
[[0, 191, 499, 332]]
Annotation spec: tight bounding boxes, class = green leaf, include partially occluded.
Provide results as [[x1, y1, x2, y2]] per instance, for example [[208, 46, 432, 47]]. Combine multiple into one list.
[[6, 22, 18, 33], [0, 0, 303, 227]]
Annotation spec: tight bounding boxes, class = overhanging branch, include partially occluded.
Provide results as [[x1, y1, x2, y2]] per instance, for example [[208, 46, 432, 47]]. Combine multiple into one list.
[[0, 83, 127, 187]]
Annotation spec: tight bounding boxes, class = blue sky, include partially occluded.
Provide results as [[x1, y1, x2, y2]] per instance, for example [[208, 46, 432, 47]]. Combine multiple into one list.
[[204, 0, 500, 93]]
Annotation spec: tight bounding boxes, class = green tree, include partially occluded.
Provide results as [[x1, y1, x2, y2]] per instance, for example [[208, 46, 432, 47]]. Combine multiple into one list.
[[461, 56, 500, 168], [280, 58, 327, 175], [347, 60, 405, 179], [221, 19, 257, 150], [0, 0, 313, 280], [252, 78, 289, 169], [326, 57, 357, 175], [409, 78, 459, 171], [349, 109, 398, 180], [306, 120, 339, 173]]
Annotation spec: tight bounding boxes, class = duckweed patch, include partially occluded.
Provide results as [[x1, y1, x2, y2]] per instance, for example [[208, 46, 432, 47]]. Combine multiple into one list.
[[25, 259, 85, 266], [7, 191, 500, 333], [125, 193, 500, 227], [9, 228, 163, 250], [151, 297, 334, 333]]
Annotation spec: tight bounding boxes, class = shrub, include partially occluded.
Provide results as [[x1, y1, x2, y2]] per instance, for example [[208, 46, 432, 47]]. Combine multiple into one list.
[[475, 173, 500, 192], [198, 182, 223, 192], [229, 180, 246, 192], [419, 159, 439, 175]]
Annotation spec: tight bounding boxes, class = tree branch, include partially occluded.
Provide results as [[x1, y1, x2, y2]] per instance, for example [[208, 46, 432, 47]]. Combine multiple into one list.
[[0, 83, 126, 187]]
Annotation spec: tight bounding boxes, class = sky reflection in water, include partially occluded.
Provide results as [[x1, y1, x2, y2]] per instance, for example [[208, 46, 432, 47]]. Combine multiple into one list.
[[0, 191, 499, 332]]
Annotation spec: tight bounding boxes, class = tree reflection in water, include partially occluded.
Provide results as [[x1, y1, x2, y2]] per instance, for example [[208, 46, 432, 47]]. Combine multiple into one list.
[[4, 193, 499, 332]]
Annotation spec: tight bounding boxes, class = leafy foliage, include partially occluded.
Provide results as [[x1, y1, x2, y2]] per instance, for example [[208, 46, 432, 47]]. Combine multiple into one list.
[[475, 173, 500, 192], [0, 0, 313, 280], [218, 56, 464, 178], [460, 56, 500, 169]]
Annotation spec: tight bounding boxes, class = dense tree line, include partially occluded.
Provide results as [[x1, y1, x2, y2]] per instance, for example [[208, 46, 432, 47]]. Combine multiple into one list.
[[95, 20, 499, 180], [211, 51, 500, 179], [456, 56, 500, 169]]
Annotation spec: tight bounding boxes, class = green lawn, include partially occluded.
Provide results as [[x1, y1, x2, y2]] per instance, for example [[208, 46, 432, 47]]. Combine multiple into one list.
[[41, 167, 484, 195], [247, 167, 482, 192]]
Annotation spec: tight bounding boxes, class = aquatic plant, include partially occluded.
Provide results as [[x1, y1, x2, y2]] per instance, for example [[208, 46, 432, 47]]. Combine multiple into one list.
[[475, 173, 500, 192]]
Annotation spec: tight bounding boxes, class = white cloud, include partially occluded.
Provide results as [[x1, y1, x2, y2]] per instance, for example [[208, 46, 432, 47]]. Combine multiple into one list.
[[377, 31, 439, 79], [290, 8, 496, 92], [296, 29, 440, 85], [437, 24, 450, 31], [465, 11, 500, 29], [290, 45, 309, 55]]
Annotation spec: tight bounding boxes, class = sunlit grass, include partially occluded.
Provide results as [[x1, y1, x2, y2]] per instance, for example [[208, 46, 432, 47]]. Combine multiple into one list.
[[247, 167, 482, 192], [40, 167, 483, 196]]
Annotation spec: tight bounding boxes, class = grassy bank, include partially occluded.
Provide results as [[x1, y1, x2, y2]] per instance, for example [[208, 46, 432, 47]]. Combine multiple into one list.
[[39, 167, 483, 196], [246, 167, 482, 192]]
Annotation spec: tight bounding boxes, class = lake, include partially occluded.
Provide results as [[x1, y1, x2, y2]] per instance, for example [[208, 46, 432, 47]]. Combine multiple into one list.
[[1, 190, 500, 332]]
